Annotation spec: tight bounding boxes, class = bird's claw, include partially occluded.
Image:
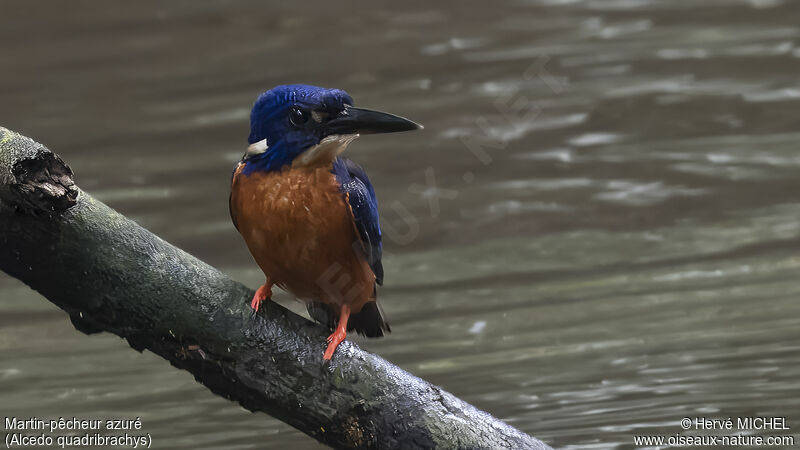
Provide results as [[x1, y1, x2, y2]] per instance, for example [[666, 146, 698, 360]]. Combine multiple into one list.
[[248, 283, 272, 318], [323, 329, 347, 360]]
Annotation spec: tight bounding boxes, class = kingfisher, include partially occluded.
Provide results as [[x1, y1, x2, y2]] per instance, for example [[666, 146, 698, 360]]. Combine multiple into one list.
[[229, 84, 421, 360]]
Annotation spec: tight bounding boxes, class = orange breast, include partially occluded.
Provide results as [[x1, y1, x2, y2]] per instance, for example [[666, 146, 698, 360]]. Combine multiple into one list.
[[230, 163, 374, 312]]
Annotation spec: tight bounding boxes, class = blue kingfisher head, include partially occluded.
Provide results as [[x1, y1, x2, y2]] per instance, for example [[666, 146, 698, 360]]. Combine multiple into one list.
[[242, 84, 421, 174]]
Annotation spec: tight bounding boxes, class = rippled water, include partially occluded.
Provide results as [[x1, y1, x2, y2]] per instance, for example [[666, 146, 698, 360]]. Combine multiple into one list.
[[2, 0, 800, 448]]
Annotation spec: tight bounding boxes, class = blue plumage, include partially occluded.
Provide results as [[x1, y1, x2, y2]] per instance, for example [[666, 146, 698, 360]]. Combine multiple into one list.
[[233, 84, 420, 356], [245, 84, 353, 174], [332, 158, 384, 284], [239, 83, 418, 284]]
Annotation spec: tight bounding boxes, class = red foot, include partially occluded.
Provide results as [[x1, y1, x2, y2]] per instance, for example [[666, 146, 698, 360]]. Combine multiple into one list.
[[250, 282, 272, 312], [323, 329, 346, 360], [323, 305, 350, 360]]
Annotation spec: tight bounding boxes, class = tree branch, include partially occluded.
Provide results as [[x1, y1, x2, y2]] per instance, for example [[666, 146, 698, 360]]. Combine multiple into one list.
[[0, 127, 551, 450]]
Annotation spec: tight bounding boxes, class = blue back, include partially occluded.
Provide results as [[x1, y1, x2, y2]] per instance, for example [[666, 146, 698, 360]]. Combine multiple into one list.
[[332, 158, 384, 285], [238, 84, 384, 285]]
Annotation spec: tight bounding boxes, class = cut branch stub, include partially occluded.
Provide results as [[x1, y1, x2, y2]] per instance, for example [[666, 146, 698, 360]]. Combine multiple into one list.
[[0, 127, 552, 450], [0, 127, 78, 214]]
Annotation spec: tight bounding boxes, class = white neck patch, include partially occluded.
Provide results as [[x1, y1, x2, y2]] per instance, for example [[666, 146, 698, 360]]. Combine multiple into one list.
[[292, 134, 359, 168], [245, 138, 268, 158]]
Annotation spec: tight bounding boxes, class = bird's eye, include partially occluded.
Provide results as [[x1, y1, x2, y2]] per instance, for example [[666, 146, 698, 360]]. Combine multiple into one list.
[[289, 107, 309, 127]]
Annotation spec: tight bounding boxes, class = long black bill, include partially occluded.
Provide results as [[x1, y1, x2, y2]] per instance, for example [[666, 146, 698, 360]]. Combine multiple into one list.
[[325, 104, 423, 135]]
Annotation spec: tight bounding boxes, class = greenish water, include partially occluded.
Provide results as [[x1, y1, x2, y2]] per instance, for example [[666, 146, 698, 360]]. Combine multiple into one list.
[[1, 0, 799, 448]]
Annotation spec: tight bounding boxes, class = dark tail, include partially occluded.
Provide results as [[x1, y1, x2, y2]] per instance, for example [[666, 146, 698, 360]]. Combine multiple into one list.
[[307, 300, 390, 338]]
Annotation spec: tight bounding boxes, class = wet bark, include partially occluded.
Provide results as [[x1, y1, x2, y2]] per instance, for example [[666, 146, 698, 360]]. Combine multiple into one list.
[[0, 127, 551, 450]]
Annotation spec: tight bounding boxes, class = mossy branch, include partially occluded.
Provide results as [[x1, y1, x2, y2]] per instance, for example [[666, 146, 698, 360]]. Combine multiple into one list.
[[0, 127, 551, 450]]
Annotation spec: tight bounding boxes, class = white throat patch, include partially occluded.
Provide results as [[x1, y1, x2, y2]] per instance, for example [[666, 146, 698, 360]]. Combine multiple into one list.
[[292, 134, 359, 168], [245, 138, 269, 157]]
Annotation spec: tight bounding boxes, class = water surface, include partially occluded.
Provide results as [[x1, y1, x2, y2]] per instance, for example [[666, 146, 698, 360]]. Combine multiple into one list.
[[1, 0, 799, 448]]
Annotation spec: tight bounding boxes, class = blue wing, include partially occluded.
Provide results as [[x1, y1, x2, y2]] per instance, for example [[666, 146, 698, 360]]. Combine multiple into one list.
[[332, 157, 384, 285]]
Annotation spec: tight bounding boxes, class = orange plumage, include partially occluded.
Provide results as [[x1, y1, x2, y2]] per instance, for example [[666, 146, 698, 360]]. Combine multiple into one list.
[[231, 84, 420, 360], [230, 163, 375, 314]]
